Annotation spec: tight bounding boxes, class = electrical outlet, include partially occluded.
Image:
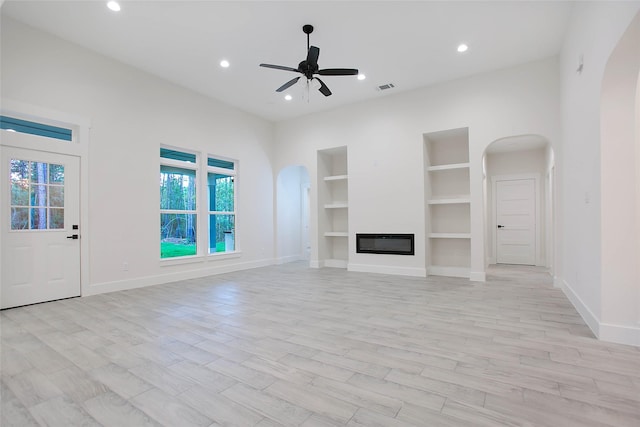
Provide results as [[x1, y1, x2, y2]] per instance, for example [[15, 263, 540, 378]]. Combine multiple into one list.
[[123, 262, 129, 271]]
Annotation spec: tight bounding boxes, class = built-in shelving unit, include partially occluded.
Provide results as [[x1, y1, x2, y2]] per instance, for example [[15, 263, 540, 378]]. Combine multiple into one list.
[[318, 147, 349, 268], [424, 128, 471, 278]]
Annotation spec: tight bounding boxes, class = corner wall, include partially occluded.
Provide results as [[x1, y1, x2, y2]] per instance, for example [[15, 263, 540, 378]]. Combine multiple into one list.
[[1, 17, 276, 295], [559, 2, 640, 345]]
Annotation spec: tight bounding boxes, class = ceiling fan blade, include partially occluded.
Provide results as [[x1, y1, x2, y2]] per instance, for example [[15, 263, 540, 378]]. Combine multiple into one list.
[[307, 46, 320, 68], [317, 68, 359, 76], [315, 77, 332, 97], [260, 63, 300, 73], [276, 76, 301, 92]]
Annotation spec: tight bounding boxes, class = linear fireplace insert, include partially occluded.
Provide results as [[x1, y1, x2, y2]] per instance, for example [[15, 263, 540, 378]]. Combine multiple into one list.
[[356, 233, 415, 255]]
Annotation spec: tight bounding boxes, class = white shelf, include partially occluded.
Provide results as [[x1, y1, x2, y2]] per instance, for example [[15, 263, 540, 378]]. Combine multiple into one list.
[[427, 162, 470, 172], [429, 233, 471, 239], [427, 197, 470, 205], [319, 147, 349, 269], [425, 128, 471, 279], [324, 202, 348, 209], [324, 174, 348, 181]]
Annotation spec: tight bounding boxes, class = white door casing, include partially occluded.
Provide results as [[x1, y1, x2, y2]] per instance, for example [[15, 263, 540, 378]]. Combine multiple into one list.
[[301, 184, 311, 260], [494, 177, 538, 265], [1, 144, 81, 308]]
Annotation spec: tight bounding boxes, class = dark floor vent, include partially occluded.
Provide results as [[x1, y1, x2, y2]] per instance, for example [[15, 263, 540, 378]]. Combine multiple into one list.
[[377, 83, 395, 91]]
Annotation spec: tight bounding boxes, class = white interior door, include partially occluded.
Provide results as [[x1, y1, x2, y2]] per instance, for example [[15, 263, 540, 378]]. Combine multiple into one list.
[[496, 178, 536, 265], [1, 145, 81, 309]]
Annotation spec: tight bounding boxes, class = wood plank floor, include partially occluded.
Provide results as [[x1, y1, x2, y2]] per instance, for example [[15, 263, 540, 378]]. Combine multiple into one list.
[[2, 263, 639, 426]]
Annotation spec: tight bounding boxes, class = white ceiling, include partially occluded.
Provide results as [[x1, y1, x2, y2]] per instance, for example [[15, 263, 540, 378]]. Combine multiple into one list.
[[1, 1, 574, 122]]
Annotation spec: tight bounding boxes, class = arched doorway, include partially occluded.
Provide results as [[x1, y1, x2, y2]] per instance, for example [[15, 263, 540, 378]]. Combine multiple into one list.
[[482, 135, 555, 273], [276, 165, 311, 264]]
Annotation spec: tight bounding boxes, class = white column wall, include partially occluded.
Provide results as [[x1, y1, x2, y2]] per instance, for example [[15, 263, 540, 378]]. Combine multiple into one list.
[[599, 11, 640, 345], [559, 2, 640, 344]]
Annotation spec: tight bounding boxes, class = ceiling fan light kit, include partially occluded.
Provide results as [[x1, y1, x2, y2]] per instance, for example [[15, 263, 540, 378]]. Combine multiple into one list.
[[260, 24, 359, 98]]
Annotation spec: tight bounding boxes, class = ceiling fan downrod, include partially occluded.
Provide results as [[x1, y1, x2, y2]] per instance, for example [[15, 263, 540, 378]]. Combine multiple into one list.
[[303, 24, 313, 53]]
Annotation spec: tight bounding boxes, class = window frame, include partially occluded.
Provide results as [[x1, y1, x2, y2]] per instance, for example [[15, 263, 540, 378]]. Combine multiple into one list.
[[159, 146, 239, 262], [206, 154, 238, 256], [160, 149, 199, 260]]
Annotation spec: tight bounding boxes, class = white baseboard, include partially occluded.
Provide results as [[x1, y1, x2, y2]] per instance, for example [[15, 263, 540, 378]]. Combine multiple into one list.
[[324, 259, 348, 269], [599, 323, 640, 347], [427, 266, 470, 279], [552, 276, 640, 347], [84, 258, 274, 296], [558, 277, 600, 338], [348, 263, 426, 277], [309, 260, 322, 269], [276, 255, 302, 265], [469, 271, 486, 282]]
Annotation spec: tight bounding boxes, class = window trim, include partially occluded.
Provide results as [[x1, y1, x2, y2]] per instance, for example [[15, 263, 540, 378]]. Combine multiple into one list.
[[159, 146, 239, 262], [206, 153, 238, 257], [160, 148, 199, 260]]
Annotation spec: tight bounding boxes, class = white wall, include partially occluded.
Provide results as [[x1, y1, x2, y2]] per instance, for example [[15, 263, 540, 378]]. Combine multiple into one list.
[[485, 147, 547, 265], [599, 11, 640, 345], [559, 2, 640, 345], [637, 71, 640, 328], [1, 17, 276, 295], [276, 165, 310, 263], [274, 57, 561, 279]]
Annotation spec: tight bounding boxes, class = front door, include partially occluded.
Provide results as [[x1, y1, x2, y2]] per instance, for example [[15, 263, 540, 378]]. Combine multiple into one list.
[[496, 178, 536, 265], [1, 145, 81, 309]]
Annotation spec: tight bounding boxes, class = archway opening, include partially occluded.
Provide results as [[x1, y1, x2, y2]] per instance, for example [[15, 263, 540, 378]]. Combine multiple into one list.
[[482, 135, 555, 273], [276, 165, 311, 264]]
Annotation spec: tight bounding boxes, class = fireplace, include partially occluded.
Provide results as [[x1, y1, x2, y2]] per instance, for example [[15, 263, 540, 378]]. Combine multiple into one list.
[[356, 234, 415, 255]]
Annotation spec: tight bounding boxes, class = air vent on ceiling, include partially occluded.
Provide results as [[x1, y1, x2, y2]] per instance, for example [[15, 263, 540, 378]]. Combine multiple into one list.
[[377, 83, 395, 91]]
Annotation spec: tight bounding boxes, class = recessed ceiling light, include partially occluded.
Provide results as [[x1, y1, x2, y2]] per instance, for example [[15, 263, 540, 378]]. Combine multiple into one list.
[[357, 74, 366, 81], [284, 94, 292, 101], [107, 1, 121, 12], [457, 43, 468, 53], [220, 60, 230, 68]]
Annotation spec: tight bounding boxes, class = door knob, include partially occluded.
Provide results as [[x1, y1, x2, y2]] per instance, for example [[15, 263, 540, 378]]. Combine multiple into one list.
[[66, 234, 79, 239], [497, 225, 505, 229]]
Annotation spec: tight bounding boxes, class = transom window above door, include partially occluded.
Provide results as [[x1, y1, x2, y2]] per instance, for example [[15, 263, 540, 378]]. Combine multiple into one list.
[[1, 115, 73, 142]]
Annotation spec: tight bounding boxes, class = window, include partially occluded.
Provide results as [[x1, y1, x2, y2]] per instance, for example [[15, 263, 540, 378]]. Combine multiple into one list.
[[207, 157, 236, 254], [160, 149, 197, 258], [10, 160, 65, 230], [1, 115, 72, 141], [160, 148, 237, 259]]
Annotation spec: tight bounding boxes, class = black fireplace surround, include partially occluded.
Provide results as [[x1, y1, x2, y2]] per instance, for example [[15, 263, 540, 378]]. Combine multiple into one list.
[[356, 233, 415, 256]]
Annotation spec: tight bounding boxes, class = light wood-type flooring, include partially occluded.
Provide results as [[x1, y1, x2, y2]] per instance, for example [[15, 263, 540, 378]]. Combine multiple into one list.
[[1, 263, 639, 426]]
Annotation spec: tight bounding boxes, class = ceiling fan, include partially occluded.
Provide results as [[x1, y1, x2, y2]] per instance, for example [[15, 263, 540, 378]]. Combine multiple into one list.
[[260, 25, 359, 97]]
